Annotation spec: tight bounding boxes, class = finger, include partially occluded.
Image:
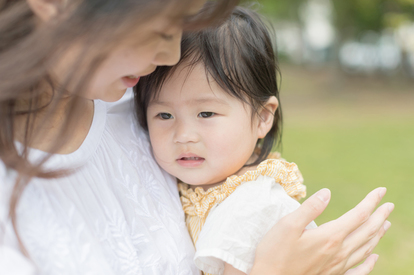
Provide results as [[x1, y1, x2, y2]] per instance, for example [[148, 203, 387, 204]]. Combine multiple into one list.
[[345, 220, 391, 269], [280, 188, 331, 232], [330, 188, 387, 236], [344, 254, 379, 275], [344, 202, 394, 256]]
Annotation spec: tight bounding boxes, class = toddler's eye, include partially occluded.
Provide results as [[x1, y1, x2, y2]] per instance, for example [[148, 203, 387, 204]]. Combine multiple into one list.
[[157, 113, 174, 120], [198, 112, 215, 118]]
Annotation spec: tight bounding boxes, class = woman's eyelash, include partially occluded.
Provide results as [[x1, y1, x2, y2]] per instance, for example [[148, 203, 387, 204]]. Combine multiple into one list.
[[198, 112, 215, 118], [160, 33, 174, 41]]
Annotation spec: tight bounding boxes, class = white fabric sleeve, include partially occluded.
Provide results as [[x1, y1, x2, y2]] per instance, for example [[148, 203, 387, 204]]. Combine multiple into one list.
[[194, 175, 317, 275]]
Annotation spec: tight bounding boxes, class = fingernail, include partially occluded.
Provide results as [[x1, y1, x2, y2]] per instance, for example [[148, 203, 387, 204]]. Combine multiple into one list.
[[388, 203, 395, 212], [378, 187, 387, 199], [384, 221, 391, 231], [316, 188, 331, 203]]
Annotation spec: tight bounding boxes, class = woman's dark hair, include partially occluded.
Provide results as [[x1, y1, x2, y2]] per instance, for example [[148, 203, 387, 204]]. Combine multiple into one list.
[[135, 6, 282, 166]]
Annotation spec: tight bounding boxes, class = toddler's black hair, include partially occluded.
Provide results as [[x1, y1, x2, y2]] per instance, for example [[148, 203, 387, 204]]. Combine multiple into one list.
[[135, 6, 282, 166]]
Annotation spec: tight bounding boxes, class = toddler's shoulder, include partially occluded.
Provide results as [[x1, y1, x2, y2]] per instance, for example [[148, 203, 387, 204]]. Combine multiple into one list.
[[216, 175, 302, 217], [194, 176, 316, 274]]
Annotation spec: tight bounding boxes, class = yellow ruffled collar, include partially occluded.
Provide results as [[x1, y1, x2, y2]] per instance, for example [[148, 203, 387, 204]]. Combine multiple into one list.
[[178, 156, 306, 218]]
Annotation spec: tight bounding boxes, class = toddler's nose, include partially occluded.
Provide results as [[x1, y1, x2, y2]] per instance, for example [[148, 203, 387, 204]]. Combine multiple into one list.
[[173, 121, 200, 144]]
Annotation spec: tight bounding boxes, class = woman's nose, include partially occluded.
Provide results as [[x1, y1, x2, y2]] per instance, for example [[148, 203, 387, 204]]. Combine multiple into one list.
[[153, 30, 182, 66], [173, 120, 200, 144]]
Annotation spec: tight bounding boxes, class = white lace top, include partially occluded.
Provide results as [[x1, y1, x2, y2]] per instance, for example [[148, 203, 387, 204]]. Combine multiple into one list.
[[0, 89, 199, 275]]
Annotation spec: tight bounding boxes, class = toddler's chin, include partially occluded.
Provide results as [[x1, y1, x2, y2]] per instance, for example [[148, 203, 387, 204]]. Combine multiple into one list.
[[177, 177, 202, 186]]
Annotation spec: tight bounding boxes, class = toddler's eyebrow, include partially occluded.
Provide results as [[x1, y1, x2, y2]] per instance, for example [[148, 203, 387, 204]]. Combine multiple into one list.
[[150, 97, 229, 106], [191, 98, 229, 105]]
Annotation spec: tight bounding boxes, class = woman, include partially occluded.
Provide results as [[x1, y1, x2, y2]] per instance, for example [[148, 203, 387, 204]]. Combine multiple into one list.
[[0, 0, 393, 274]]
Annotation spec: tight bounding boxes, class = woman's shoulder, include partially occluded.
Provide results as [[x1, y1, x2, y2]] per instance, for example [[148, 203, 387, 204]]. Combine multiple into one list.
[[25, 89, 139, 171]]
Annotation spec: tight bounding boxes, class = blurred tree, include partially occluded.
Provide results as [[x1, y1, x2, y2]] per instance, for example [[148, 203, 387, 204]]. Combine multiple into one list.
[[253, 0, 305, 21], [333, 0, 384, 38], [255, 0, 413, 39], [384, 0, 414, 29], [332, 0, 414, 39]]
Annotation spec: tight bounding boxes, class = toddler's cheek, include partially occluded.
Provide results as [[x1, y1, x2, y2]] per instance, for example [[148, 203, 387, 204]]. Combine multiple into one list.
[[152, 147, 171, 168]]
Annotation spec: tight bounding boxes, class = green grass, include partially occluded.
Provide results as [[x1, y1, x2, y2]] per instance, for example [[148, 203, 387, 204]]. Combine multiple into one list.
[[278, 64, 414, 274]]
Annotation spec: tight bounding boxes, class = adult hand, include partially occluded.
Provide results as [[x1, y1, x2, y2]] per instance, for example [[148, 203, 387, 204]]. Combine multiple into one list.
[[250, 187, 393, 275]]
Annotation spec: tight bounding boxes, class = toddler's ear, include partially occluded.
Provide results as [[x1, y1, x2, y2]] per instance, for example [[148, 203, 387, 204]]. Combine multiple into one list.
[[257, 96, 278, 139], [27, 0, 66, 22]]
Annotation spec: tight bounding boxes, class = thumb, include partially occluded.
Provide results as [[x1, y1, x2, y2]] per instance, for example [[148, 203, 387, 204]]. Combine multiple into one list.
[[287, 188, 331, 230]]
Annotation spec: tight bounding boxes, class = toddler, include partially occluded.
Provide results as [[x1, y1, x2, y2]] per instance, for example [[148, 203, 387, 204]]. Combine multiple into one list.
[[135, 7, 316, 275]]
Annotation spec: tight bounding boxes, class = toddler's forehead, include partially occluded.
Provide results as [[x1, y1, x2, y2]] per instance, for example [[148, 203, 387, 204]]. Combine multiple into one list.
[[154, 63, 221, 99]]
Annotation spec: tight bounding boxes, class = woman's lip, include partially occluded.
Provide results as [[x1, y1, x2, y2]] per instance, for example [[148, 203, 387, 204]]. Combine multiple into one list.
[[121, 76, 140, 88]]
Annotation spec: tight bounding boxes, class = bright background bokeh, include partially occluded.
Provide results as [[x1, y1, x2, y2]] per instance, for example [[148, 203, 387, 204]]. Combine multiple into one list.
[[252, 0, 414, 274], [280, 64, 414, 274]]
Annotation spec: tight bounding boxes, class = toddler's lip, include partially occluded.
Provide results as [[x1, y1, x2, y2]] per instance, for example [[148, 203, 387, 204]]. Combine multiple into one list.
[[177, 153, 204, 161], [176, 153, 205, 167]]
